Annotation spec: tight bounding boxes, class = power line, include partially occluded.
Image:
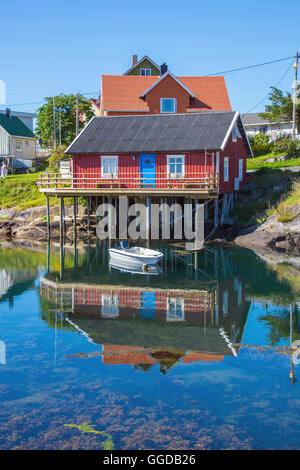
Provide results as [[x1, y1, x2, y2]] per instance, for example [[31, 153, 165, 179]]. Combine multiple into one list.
[[1, 53, 297, 108], [206, 55, 295, 76], [244, 59, 294, 114]]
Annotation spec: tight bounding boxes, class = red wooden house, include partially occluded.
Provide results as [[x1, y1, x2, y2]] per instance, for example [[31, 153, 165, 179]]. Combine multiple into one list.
[[39, 111, 252, 238], [64, 110, 252, 193]]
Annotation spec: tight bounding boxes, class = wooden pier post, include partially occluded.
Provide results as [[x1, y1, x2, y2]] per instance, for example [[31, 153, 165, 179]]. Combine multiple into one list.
[[59, 197, 64, 242], [46, 196, 50, 239], [87, 196, 91, 231], [214, 198, 219, 229], [73, 196, 77, 242]]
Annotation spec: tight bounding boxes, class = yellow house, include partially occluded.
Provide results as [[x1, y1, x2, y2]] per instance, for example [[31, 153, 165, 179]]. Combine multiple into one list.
[[0, 109, 36, 166]]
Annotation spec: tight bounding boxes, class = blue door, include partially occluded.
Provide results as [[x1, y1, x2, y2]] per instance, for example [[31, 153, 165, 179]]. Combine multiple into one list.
[[139, 292, 156, 320], [139, 154, 156, 188]]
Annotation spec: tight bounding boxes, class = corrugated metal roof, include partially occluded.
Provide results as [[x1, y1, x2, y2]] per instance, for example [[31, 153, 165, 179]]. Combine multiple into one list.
[[67, 111, 238, 155]]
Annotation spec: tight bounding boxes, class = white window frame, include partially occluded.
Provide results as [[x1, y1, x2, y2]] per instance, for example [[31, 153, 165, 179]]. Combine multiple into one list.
[[160, 98, 177, 114], [166, 297, 185, 322], [101, 293, 119, 317], [167, 155, 185, 179], [16, 140, 23, 152], [224, 157, 229, 182], [140, 68, 151, 76], [238, 159, 243, 181], [101, 155, 118, 178]]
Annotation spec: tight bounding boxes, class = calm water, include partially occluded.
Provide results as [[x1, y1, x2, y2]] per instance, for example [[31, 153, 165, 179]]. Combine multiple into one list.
[[0, 241, 299, 450]]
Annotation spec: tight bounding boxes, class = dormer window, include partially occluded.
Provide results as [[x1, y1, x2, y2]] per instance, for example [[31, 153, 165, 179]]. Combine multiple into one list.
[[160, 98, 177, 113], [140, 68, 151, 76]]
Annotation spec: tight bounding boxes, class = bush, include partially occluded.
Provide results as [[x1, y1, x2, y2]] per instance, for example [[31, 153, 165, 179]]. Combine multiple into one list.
[[249, 133, 273, 156], [48, 146, 70, 172], [272, 136, 298, 155]]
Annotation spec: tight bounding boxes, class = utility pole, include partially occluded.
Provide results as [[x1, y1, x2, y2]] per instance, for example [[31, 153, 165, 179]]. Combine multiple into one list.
[[58, 107, 62, 146], [76, 92, 79, 136], [292, 51, 298, 139], [52, 66, 56, 149]]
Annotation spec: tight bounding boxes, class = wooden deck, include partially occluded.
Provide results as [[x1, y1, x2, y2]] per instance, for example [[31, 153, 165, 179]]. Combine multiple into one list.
[[37, 173, 219, 197]]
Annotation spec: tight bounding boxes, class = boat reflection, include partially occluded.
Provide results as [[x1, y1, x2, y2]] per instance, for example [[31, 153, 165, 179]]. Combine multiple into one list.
[[109, 259, 162, 276]]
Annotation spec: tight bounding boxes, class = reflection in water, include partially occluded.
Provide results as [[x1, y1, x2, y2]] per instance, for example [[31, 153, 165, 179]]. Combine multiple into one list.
[[40, 243, 251, 373], [38, 242, 300, 379], [0, 241, 300, 449]]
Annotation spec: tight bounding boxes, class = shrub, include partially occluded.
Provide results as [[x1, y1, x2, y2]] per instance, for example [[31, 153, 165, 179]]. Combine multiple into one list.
[[272, 136, 298, 155], [249, 133, 273, 156], [47, 146, 70, 172]]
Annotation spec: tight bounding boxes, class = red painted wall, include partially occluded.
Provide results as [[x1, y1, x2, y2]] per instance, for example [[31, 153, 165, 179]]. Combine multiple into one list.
[[73, 152, 215, 189], [146, 74, 190, 114], [218, 127, 248, 194]]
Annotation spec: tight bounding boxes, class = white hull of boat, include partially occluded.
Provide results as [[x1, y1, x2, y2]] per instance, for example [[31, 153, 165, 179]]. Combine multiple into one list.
[[109, 246, 163, 266]]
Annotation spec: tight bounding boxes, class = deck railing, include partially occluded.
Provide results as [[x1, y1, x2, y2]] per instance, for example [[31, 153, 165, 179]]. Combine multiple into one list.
[[37, 172, 219, 192]]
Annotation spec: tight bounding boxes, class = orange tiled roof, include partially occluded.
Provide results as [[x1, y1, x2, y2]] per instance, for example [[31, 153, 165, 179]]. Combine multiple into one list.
[[102, 345, 157, 365], [100, 74, 231, 112], [181, 352, 224, 363]]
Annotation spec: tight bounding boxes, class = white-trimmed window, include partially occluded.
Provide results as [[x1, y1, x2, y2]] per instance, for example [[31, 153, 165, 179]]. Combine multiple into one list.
[[16, 140, 22, 152], [166, 297, 185, 322], [160, 98, 177, 113], [224, 157, 229, 182], [101, 294, 119, 317], [167, 155, 185, 178], [140, 68, 151, 76], [238, 159, 243, 180], [101, 156, 118, 178]]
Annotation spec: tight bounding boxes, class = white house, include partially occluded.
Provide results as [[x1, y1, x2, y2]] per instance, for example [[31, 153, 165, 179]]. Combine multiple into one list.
[[241, 113, 294, 140]]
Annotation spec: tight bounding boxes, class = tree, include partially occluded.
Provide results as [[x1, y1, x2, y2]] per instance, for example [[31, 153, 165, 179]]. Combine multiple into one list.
[[35, 94, 95, 148], [259, 86, 300, 124]]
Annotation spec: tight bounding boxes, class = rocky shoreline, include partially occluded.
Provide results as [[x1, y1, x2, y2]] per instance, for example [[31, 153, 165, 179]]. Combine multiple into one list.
[[0, 205, 93, 242], [214, 207, 300, 251], [0, 202, 300, 252]]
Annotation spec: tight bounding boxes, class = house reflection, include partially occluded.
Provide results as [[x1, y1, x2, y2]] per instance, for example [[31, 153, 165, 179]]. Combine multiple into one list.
[[40, 245, 250, 373]]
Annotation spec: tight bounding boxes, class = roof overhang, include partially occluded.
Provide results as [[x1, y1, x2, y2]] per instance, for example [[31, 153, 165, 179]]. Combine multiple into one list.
[[140, 72, 195, 99], [221, 111, 253, 158]]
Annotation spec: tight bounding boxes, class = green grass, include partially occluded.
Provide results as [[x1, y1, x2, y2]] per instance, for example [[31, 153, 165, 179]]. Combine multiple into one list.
[[0, 172, 74, 211], [247, 153, 300, 170], [231, 168, 300, 225]]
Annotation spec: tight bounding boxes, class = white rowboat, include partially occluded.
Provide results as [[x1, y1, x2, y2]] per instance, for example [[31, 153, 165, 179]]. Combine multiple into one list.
[[109, 241, 164, 266]]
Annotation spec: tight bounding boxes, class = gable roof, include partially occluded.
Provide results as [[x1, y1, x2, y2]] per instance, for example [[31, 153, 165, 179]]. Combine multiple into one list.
[[0, 114, 35, 138], [123, 55, 160, 75], [139, 71, 195, 98], [100, 75, 231, 113], [241, 112, 293, 126], [66, 111, 252, 156]]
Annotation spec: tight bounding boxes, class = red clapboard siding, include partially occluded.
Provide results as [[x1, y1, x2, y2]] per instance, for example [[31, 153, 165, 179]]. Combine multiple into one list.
[[219, 131, 247, 194], [156, 152, 214, 189], [73, 152, 215, 189]]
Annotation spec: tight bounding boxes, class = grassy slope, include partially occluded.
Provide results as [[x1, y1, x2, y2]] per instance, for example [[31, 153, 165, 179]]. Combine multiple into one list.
[[231, 168, 300, 225], [247, 153, 300, 170], [0, 173, 75, 212]]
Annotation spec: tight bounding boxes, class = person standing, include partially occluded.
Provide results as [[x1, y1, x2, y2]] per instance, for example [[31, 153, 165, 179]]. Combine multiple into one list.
[[1, 161, 8, 181]]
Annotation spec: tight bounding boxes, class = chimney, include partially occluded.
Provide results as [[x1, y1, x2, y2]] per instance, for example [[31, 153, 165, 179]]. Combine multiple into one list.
[[160, 63, 168, 75], [5, 108, 11, 119], [132, 54, 138, 67]]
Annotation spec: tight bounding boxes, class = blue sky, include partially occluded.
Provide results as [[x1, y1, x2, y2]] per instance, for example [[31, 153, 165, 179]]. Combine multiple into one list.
[[1, 0, 299, 116]]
